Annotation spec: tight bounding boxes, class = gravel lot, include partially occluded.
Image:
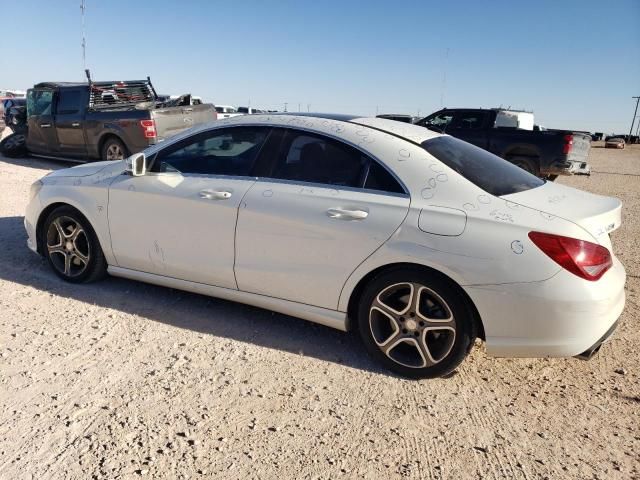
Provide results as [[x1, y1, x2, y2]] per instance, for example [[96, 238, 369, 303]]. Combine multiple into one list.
[[0, 133, 638, 480]]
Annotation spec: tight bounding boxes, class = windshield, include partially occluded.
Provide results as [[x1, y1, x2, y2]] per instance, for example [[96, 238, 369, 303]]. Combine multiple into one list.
[[421, 136, 544, 196]]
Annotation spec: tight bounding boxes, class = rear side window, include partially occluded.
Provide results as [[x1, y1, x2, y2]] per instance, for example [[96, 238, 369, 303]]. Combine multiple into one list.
[[268, 129, 405, 194], [422, 136, 544, 196], [56, 90, 83, 114], [450, 111, 486, 130], [272, 132, 367, 187]]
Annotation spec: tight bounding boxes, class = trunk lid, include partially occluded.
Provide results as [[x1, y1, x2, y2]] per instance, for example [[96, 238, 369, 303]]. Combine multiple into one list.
[[502, 181, 621, 243]]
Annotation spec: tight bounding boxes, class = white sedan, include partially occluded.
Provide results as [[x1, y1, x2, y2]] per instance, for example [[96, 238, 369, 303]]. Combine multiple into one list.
[[24, 114, 626, 378]]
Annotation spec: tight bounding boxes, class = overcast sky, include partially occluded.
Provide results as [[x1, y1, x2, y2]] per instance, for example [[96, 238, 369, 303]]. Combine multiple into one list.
[[2, 0, 639, 133]]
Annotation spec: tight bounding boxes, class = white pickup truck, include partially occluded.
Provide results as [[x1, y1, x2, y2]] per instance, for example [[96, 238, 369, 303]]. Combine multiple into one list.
[[215, 105, 244, 119]]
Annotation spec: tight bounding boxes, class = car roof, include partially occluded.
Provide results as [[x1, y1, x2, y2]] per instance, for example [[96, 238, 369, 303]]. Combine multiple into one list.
[[145, 113, 441, 156]]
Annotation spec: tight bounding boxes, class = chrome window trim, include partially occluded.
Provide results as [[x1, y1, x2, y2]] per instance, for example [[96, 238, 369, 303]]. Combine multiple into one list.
[[146, 120, 411, 197]]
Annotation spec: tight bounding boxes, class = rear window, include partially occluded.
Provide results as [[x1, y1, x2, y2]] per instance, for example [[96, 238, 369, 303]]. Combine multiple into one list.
[[422, 136, 544, 196]]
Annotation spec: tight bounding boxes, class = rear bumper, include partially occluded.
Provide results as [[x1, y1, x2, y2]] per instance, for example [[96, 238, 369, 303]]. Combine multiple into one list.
[[574, 318, 619, 360], [464, 257, 626, 358], [543, 159, 591, 176]]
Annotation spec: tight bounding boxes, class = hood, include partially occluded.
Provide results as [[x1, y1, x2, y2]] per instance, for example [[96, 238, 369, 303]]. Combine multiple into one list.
[[46, 160, 125, 178], [502, 181, 621, 243]]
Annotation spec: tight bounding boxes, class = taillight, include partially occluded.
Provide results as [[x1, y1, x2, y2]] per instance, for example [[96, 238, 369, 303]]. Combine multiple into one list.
[[140, 119, 157, 139], [562, 134, 573, 154], [528, 231, 612, 281]]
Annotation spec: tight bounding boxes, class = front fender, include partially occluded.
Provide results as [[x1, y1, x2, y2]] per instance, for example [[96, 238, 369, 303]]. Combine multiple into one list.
[[37, 178, 116, 266]]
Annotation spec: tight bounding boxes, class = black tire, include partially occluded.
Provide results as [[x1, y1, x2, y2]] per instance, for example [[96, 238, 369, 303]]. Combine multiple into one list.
[[357, 267, 477, 379], [510, 156, 540, 177], [545, 174, 559, 182], [0, 132, 28, 158], [100, 137, 128, 161], [41, 206, 107, 283]]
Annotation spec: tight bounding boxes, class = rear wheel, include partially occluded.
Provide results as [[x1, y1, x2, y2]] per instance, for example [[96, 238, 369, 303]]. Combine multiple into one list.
[[357, 268, 477, 379], [510, 156, 540, 176], [101, 137, 128, 161], [42, 206, 107, 283]]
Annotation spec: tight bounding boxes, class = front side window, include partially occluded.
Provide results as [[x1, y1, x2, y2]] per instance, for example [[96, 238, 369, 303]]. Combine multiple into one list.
[[56, 90, 83, 115], [422, 136, 544, 196], [150, 127, 269, 176], [422, 111, 454, 130], [27, 90, 53, 116]]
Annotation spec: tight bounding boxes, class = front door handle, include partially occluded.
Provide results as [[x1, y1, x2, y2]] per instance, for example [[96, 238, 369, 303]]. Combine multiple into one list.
[[40, 123, 51, 128], [326, 207, 369, 221], [199, 190, 232, 200], [71, 122, 81, 127]]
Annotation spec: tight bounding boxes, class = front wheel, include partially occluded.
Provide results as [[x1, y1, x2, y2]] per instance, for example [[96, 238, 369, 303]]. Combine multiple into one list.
[[42, 206, 107, 283], [357, 268, 477, 379]]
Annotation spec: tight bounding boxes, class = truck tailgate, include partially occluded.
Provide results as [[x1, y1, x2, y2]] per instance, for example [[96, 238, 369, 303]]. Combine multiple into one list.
[[568, 133, 591, 162], [151, 104, 216, 141]]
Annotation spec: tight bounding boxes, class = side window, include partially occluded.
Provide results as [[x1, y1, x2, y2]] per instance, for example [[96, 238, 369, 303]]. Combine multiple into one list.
[[423, 112, 454, 129], [56, 90, 83, 115], [271, 131, 367, 188], [27, 90, 53, 116], [450, 111, 485, 130], [150, 127, 269, 176], [364, 161, 405, 194]]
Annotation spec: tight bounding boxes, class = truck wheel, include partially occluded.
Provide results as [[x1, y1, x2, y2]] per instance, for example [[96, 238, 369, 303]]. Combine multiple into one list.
[[101, 137, 128, 161], [510, 156, 540, 177], [0, 132, 28, 158]]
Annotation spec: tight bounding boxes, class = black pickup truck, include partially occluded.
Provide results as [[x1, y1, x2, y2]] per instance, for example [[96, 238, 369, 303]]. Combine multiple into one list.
[[415, 108, 591, 179], [18, 76, 216, 162]]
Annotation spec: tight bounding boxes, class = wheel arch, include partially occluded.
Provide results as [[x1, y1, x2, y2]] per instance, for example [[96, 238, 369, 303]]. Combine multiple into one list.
[[35, 201, 98, 255], [345, 262, 485, 340]]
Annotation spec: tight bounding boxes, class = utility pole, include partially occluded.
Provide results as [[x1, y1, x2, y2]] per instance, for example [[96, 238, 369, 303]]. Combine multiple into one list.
[[307, 104, 310, 112], [80, 0, 87, 71], [284, 102, 288, 112], [629, 96, 640, 142]]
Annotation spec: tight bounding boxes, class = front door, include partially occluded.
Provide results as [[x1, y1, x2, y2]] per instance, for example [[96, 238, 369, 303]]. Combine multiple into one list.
[[108, 126, 271, 288], [235, 128, 411, 310], [25, 89, 58, 155]]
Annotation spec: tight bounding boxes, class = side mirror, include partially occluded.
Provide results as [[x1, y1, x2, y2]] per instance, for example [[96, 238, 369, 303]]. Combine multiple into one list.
[[126, 153, 146, 176]]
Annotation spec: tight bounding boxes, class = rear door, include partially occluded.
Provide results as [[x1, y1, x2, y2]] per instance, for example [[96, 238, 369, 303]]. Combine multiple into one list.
[[234, 128, 411, 310], [54, 87, 88, 158], [25, 89, 58, 155]]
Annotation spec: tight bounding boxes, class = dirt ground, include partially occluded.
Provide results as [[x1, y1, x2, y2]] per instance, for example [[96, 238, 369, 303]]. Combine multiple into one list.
[[0, 133, 638, 480]]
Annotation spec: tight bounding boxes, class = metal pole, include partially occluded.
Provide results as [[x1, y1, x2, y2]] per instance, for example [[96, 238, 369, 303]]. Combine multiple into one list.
[[80, 0, 87, 71], [629, 96, 640, 142]]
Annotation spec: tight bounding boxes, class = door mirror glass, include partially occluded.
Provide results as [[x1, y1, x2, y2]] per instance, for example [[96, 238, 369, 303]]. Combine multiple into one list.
[[126, 153, 146, 176]]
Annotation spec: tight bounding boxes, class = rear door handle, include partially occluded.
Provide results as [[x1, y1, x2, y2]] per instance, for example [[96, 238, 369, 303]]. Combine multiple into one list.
[[71, 122, 81, 127], [183, 108, 194, 113], [326, 207, 369, 220], [199, 190, 232, 200], [40, 123, 51, 128]]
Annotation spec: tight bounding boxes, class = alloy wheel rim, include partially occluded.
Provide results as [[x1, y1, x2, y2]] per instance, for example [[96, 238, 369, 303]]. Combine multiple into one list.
[[106, 144, 124, 160], [46, 216, 90, 277], [369, 282, 456, 369]]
